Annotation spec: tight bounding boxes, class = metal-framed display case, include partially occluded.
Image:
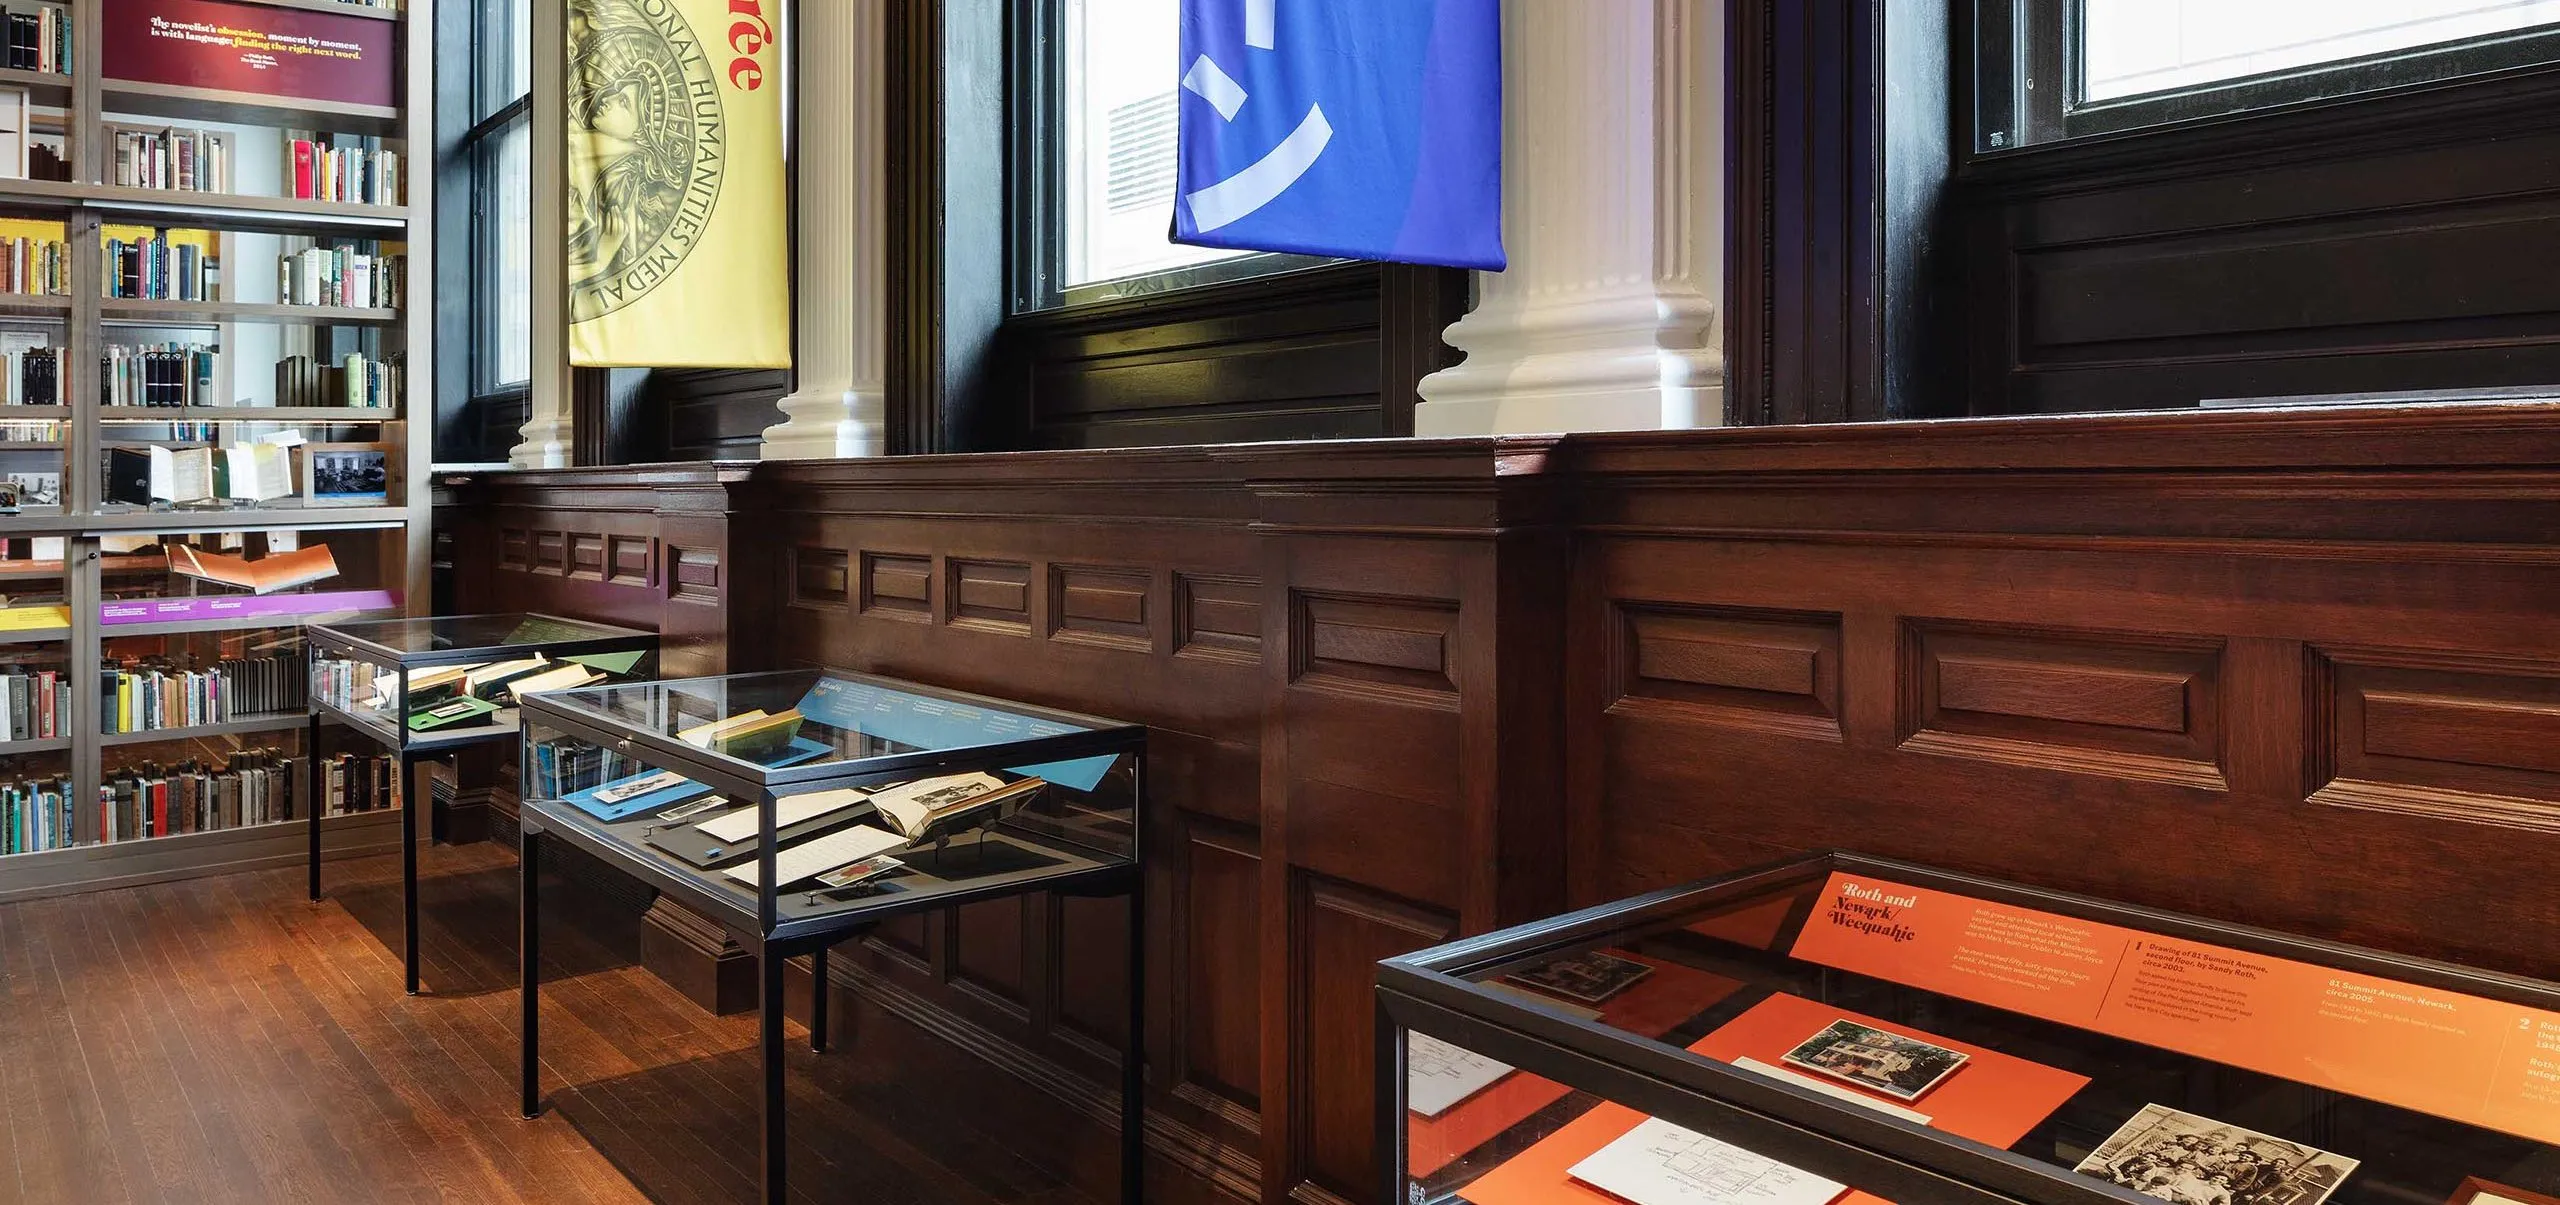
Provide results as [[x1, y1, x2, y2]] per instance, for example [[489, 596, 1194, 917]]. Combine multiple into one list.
[[304, 611, 654, 993], [1376, 851, 2560, 1205], [515, 667, 1148, 1205]]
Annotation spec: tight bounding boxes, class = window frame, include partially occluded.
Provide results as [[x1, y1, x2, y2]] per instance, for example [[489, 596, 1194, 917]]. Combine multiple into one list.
[[1007, 0, 1328, 314], [1974, 0, 2560, 154], [433, 0, 534, 464]]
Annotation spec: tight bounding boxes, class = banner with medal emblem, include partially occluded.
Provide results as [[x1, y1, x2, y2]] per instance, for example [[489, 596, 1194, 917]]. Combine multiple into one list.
[[565, 0, 789, 368]]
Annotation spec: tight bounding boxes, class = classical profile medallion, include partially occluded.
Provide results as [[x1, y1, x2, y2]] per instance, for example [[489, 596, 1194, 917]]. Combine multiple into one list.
[[565, 0, 725, 323]]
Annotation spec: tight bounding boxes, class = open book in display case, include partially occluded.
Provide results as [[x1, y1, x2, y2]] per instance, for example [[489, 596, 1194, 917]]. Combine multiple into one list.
[[1377, 852, 2560, 1205], [304, 611, 657, 995], [516, 668, 1149, 1205]]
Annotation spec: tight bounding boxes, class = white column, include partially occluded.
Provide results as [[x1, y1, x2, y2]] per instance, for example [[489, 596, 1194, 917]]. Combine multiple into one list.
[[1413, 0, 1722, 435], [761, 0, 887, 460], [509, 0, 571, 467]]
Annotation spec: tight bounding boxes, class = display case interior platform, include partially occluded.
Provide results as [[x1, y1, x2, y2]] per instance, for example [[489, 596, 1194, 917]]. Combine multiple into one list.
[[304, 611, 655, 993], [515, 667, 1147, 1205], [1377, 852, 2560, 1205]]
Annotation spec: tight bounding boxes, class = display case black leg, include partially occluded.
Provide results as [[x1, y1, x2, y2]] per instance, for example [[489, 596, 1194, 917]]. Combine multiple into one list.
[[808, 945, 829, 1053], [519, 825, 541, 1119], [401, 752, 420, 995], [761, 948, 788, 1205], [1376, 997, 1402, 1205], [1122, 866, 1147, 1205], [306, 714, 323, 901]]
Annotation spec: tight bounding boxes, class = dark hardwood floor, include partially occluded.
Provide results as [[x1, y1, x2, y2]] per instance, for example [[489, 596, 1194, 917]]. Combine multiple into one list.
[[0, 841, 1106, 1205]]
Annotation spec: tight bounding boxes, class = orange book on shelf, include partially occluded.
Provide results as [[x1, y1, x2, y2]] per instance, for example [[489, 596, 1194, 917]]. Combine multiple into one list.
[[167, 544, 339, 595], [1455, 993, 2089, 1205]]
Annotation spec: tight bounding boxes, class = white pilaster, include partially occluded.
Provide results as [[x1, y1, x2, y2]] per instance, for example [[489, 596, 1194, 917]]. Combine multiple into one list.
[[1413, 0, 1722, 435], [510, 0, 571, 467], [761, 0, 887, 460]]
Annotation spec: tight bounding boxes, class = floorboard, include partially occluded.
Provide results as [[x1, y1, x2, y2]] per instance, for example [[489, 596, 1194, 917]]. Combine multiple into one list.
[[0, 840, 1107, 1205]]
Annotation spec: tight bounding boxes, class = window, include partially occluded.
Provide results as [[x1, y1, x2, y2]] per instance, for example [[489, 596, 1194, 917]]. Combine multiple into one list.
[[1015, 0, 1325, 311], [465, 0, 533, 395], [1977, 0, 2560, 151]]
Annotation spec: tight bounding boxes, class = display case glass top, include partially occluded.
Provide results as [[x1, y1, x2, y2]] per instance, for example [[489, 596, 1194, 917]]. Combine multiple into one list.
[[304, 612, 651, 663], [517, 668, 1142, 942], [533, 667, 1132, 789], [1378, 852, 2560, 1205]]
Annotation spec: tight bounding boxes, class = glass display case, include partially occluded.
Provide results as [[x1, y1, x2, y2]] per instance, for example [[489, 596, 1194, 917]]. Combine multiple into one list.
[[515, 668, 1147, 1205], [1377, 852, 2560, 1205], [303, 611, 654, 994]]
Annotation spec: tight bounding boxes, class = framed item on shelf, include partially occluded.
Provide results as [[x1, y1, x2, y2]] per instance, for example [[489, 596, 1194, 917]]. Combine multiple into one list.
[[301, 443, 389, 505], [0, 86, 27, 179]]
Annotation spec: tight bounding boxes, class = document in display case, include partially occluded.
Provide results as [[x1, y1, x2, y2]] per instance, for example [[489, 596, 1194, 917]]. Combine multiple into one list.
[[1377, 852, 2560, 1205], [514, 668, 1148, 1205], [302, 612, 657, 995]]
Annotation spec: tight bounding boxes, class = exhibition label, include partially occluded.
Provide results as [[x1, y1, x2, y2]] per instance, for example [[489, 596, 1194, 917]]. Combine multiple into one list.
[[1787, 872, 2560, 1146]]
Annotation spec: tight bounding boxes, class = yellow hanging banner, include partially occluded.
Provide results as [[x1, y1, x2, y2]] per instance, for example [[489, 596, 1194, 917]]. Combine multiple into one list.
[[565, 0, 789, 368]]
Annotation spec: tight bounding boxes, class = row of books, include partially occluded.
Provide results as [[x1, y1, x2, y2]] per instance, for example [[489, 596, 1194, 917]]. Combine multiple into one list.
[[285, 131, 402, 206], [2, 345, 55, 403], [100, 649, 306, 735], [277, 351, 401, 409], [96, 748, 396, 844], [528, 734, 642, 804], [103, 342, 218, 408], [0, 234, 66, 296], [0, 772, 72, 853], [0, 418, 55, 440], [278, 246, 401, 309], [110, 125, 231, 194], [0, 3, 67, 75], [106, 234, 218, 302], [0, 666, 64, 740]]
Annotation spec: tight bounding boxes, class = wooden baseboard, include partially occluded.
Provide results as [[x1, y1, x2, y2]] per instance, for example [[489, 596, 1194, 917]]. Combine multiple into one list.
[[640, 895, 759, 1015]]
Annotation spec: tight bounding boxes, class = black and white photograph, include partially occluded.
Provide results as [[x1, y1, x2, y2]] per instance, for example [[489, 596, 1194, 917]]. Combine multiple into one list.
[[1778, 1018, 1970, 1102], [306, 446, 389, 503], [1501, 949, 1655, 1005], [6, 471, 58, 506], [2076, 1103, 2361, 1205]]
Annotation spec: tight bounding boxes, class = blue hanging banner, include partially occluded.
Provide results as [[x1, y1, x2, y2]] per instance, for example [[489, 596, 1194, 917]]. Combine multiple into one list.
[[1173, 0, 1505, 270]]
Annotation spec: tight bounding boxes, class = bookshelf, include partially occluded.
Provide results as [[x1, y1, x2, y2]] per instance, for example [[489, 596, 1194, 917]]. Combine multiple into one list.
[[0, 0, 430, 903]]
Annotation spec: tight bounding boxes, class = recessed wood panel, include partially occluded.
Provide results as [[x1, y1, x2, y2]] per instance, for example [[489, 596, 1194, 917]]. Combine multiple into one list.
[[1176, 573, 1262, 664], [789, 546, 850, 609], [949, 559, 1033, 635], [532, 530, 566, 575], [860, 552, 932, 621], [607, 535, 652, 585], [1291, 592, 1457, 699], [2312, 647, 2560, 832], [670, 546, 720, 601], [1614, 603, 1841, 738], [1181, 826, 1261, 1114], [500, 528, 531, 569], [953, 898, 1028, 1015], [1293, 876, 1453, 1202], [568, 533, 606, 580], [1901, 621, 2225, 790], [1051, 564, 1153, 651], [1055, 894, 1132, 1052]]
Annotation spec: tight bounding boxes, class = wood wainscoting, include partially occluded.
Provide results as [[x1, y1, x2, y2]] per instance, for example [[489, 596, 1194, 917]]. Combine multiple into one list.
[[436, 404, 2560, 1204]]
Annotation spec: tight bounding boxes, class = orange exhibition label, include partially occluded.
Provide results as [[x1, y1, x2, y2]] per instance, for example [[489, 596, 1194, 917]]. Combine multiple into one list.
[[1787, 871, 2560, 1147]]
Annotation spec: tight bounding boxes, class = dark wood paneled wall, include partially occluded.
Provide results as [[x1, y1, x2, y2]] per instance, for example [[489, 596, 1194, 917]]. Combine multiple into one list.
[[1955, 86, 2560, 413], [438, 404, 2560, 1202]]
